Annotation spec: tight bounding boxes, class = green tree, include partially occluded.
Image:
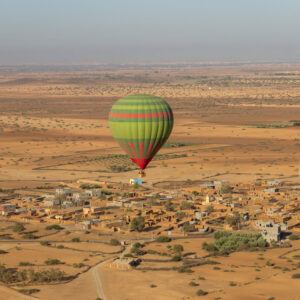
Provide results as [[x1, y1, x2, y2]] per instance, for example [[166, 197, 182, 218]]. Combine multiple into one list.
[[130, 216, 145, 232]]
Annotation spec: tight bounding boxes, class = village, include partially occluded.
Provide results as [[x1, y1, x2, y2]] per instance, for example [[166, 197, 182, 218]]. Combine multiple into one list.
[[1, 177, 299, 244]]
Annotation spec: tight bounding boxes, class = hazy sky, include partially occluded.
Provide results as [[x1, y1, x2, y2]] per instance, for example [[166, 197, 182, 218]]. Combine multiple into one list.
[[1, 0, 300, 64]]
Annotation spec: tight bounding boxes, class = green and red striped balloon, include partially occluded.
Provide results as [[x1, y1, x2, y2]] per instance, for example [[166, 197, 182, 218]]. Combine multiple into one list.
[[109, 94, 174, 170]]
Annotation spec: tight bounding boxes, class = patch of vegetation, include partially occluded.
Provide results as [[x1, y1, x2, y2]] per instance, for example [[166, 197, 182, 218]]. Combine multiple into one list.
[[178, 267, 193, 273], [71, 238, 80, 242], [163, 142, 197, 148], [109, 165, 132, 172], [18, 288, 40, 295], [19, 261, 34, 266], [291, 273, 300, 279], [44, 259, 63, 265], [0, 250, 7, 254], [123, 253, 133, 258], [220, 185, 233, 194], [10, 222, 25, 233], [130, 216, 145, 232], [40, 241, 50, 246], [45, 224, 63, 230], [156, 236, 171, 243], [229, 281, 237, 286], [22, 233, 38, 239], [289, 235, 299, 241], [110, 238, 121, 246], [171, 254, 181, 261], [57, 245, 64, 249], [202, 231, 266, 254], [73, 263, 85, 268], [189, 281, 199, 286], [80, 183, 101, 189], [196, 289, 208, 296]]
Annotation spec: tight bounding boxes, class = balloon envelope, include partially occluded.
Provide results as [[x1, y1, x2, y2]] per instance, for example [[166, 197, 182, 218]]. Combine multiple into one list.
[[109, 94, 174, 170]]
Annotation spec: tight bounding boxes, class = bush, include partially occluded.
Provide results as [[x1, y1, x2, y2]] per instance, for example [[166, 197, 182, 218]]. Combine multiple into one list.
[[10, 222, 25, 232], [177, 268, 193, 273], [189, 281, 199, 286], [289, 235, 299, 241], [196, 289, 208, 296], [156, 236, 171, 243], [22, 233, 37, 239], [171, 254, 181, 261], [229, 281, 237, 286], [147, 249, 157, 254], [71, 238, 80, 242], [57, 245, 64, 249], [292, 273, 300, 279], [0, 250, 7, 254], [40, 241, 50, 246], [44, 259, 63, 265], [45, 224, 63, 230], [130, 216, 145, 232], [19, 261, 34, 266], [123, 254, 133, 258], [173, 244, 184, 253], [110, 239, 121, 246], [18, 289, 40, 295], [73, 263, 85, 268]]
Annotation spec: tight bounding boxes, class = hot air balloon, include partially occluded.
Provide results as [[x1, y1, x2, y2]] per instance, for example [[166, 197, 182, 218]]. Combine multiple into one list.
[[109, 94, 173, 175]]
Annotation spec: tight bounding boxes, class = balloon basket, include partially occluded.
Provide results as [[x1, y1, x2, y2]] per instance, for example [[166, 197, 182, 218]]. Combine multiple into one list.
[[138, 171, 146, 178]]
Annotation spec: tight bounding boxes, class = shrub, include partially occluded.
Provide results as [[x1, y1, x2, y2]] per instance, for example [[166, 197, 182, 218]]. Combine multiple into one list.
[[10, 222, 25, 232], [156, 236, 171, 243], [57, 245, 64, 249], [18, 289, 40, 295], [289, 235, 299, 241], [173, 244, 184, 253], [0, 250, 7, 254], [40, 241, 50, 246], [44, 259, 63, 265], [110, 239, 121, 246], [22, 233, 37, 239], [19, 261, 34, 266], [177, 268, 193, 273], [73, 263, 85, 268], [71, 238, 80, 242], [130, 216, 145, 232], [147, 249, 157, 254], [123, 254, 133, 258], [198, 276, 206, 280], [45, 224, 63, 230], [189, 281, 199, 286], [229, 281, 237, 286], [171, 254, 181, 261], [292, 273, 300, 279], [196, 289, 208, 296]]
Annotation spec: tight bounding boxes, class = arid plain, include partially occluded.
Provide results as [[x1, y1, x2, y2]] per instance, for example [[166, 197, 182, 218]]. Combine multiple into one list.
[[0, 63, 299, 299]]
